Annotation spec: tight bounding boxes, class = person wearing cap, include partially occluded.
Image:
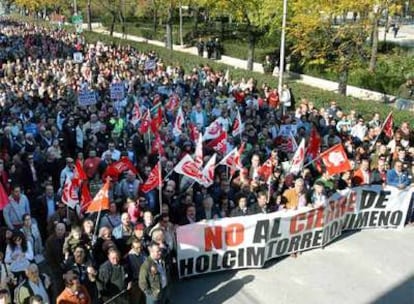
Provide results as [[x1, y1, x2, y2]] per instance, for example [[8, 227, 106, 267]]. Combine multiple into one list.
[[56, 270, 91, 304]]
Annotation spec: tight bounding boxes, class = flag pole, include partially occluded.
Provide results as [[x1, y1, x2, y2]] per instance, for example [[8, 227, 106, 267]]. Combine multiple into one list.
[[147, 130, 151, 153], [303, 142, 348, 169], [302, 143, 337, 168], [158, 153, 163, 216], [93, 206, 102, 240]]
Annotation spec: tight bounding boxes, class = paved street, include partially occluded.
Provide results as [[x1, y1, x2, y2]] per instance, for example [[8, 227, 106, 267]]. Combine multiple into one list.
[[171, 228, 414, 304]]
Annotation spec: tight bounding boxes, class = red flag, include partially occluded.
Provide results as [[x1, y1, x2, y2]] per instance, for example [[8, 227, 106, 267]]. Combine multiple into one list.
[[203, 119, 222, 141], [206, 130, 227, 154], [151, 134, 165, 156], [61, 177, 79, 209], [200, 154, 217, 187], [150, 106, 163, 134], [153, 94, 161, 105], [104, 157, 138, 180], [257, 157, 273, 181], [86, 180, 110, 213], [188, 122, 199, 142], [195, 134, 203, 169], [165, 94, 180, 112], [139, 109, 151, 134], [174, 154, 204, 183], [382, 112, 394, 138], [320, 144, 352, 176], [232, 109, 244, 137], [80, 181, 92, 212], [275, 132, 296, 153], [141, 163, 161, 193], [307, 127, 321, 160], [0, 182, 9, 210], [75, 160, 87, 180], [173, 107, 185, 137], [290, 138, 306, 174], [73, 160, 87, 187]]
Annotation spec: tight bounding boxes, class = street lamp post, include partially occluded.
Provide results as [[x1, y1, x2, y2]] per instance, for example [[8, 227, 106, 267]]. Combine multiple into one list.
[[278, 0, 288, 96]]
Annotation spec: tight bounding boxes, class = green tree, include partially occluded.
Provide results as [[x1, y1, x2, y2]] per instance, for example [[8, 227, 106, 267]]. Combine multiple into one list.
[[290, 0, 370, 95], [199, 0, 273, 70]]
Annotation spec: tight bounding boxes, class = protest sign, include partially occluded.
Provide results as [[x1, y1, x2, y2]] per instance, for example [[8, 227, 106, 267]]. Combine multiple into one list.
[[78, 90, 97, 106], [177, 185, 413, 278], [110, 83, 125, 100], [73, 52, 83, 63], [144, 59, 156, 70]]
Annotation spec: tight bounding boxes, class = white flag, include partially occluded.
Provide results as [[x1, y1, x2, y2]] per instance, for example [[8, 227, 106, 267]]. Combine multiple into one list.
[[195, 133, 203, 169], [232, 109, 244, 137], [289, 138, 306, 175], [174, 154, 204, 183], [173, 107, 185, 137], [61, 177, 79, 209], [200, 154, 217, 187], [203, 119, 222, 141]]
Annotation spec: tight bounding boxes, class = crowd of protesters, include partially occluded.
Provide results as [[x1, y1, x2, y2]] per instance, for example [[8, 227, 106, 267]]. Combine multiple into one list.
[[0, 18, 413, 304]]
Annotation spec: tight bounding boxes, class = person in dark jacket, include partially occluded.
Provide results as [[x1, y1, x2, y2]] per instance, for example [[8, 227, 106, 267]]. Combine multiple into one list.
[[230, 196, 252, 217], [250, 191, 270, 214], [97, 248, 131, 304], [126, 237, 146, 304], [196, 38, 204, 57]]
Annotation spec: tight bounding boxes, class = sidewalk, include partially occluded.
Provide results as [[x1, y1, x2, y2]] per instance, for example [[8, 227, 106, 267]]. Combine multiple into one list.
[[92, 25, 414, 103]]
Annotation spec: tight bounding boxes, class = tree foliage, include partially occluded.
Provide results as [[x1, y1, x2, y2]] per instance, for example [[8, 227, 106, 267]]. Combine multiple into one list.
[[289, 0, 375, 93]]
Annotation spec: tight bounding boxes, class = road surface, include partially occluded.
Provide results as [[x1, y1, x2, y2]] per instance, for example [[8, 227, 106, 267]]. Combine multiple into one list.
[[171, 228, 414, 304]]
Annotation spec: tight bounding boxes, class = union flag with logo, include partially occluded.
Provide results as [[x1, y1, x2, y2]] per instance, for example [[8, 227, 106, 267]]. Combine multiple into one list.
[[320, 144, 352, 176]]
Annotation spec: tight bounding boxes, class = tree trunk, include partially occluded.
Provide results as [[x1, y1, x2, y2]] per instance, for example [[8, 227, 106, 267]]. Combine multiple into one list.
[[110, 12, 116, 37], [152, 0, 157, 34], [166, 5, 173, 50], [338, 68, 348, 95], [369, 19, 379, 72], [119, 9, 126, 38], [87, 0, 92, 31], [247, 31, 255, 71]]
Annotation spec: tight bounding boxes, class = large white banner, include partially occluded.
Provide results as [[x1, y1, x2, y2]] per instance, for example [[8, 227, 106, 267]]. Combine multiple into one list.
[[177, 186, 413, 278]]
